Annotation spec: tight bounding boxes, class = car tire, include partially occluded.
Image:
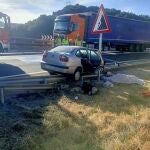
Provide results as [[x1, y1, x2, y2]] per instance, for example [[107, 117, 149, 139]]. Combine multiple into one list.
[[74, 68, 82, 81]]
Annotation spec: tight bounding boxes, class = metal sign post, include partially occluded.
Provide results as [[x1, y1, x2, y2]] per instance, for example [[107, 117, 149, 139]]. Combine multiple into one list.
[[98, 33, 104, 82], [99, 33, 102, 52], [99, 33, 104, 64]]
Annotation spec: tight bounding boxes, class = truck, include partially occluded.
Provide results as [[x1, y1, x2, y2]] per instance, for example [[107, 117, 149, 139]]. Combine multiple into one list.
[[53, 12, 150, 52], [0, 12, 10, 52]]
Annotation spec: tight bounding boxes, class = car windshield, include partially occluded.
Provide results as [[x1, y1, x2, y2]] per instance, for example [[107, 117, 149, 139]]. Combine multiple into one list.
[[54, 21, 69, 31], [50, 46, 74, 53]]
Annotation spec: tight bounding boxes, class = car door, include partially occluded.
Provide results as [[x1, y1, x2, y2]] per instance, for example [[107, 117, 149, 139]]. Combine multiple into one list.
[[76, 48, 89, 72], [80, 49, 89, 72], [89, 50, 101, 69]]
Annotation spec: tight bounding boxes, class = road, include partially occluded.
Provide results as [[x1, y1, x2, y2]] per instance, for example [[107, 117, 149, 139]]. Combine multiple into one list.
[[0, 54, 44, 77], [0, 52, 150, 77]]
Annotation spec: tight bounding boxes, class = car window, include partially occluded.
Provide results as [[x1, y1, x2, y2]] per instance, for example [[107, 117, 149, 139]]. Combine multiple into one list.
[[76, 49, 88, 58], [80, 49, 88, 58], [90, 50, 100, 61], [76, 50, 81, 57]]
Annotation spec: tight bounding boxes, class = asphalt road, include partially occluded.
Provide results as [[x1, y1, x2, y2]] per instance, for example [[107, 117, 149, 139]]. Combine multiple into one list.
[[0, 54, 44, 77]]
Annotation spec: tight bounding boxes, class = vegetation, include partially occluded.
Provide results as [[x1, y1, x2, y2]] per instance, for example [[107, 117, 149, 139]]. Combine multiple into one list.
[[0, 65, 150, 150], [11, 4, 150, 38]]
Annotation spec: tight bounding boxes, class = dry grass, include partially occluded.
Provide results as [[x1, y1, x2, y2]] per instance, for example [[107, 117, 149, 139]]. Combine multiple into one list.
[[1, 65, 150, 150]]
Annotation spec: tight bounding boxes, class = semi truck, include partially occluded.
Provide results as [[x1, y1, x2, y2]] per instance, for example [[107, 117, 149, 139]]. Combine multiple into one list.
[[53, 12, 150, 52], [0, 12, 10, 52]]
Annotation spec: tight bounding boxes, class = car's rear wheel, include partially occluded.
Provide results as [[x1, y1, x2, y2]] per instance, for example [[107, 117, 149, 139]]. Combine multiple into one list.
[[74, 68, 82, 81]]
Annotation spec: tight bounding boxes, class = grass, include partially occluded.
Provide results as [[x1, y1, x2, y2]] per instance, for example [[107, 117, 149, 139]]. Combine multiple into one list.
[[0, 65, 150, 150]]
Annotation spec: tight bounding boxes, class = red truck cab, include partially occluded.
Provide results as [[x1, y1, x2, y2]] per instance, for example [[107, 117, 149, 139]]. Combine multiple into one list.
[[53, 13, 88, 45]]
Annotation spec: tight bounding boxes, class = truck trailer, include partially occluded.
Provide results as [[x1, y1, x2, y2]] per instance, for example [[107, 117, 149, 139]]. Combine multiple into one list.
[[53, 12, 150, 52]]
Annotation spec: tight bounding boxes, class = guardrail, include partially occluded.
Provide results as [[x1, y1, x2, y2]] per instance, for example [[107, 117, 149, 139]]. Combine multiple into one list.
[[0, 74, 66, 104], [0, 71, 103, 104]]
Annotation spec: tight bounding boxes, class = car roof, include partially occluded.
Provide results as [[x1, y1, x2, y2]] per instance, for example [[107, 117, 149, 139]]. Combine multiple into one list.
[[56, 45, 83, 49], [50, 46, 96, 52]]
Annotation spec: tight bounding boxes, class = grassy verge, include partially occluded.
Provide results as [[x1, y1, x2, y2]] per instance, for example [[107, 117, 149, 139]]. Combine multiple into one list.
[[0, 65, 150, 150]]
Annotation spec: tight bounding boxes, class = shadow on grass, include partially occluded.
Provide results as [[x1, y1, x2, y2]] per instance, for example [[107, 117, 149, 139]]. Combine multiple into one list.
[[0, 87, 103, 150]]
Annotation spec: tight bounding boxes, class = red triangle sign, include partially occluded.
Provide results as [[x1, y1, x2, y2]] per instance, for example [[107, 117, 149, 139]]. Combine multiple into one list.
[[92, 4, 111, 34]]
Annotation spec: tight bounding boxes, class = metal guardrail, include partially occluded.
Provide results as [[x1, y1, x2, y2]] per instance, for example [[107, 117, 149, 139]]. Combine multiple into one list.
[[0, 71, 102, 104], [0, 74, 66, 104]]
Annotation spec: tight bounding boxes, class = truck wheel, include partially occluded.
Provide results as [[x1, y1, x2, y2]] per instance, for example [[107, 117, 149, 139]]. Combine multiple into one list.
[[74, 68, 82, 81]]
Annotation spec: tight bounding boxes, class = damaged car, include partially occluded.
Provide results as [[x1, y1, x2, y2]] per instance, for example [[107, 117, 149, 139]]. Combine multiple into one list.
[[41, 46, 104, 80]]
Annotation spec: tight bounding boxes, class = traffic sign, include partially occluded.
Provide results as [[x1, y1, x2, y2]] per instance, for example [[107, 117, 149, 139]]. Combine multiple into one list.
[[92, 4, 111, 34]]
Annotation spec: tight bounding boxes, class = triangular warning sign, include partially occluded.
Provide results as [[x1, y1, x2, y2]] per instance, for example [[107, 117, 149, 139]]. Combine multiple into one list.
[[92, 4, 111, 34]]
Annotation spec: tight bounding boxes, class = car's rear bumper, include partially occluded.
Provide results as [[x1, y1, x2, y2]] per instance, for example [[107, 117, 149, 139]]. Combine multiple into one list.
[[41, 61, 71, 74]]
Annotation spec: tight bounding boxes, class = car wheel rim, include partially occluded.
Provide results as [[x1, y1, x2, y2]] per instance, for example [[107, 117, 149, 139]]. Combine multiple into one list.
[[75, 71, 81, 81]]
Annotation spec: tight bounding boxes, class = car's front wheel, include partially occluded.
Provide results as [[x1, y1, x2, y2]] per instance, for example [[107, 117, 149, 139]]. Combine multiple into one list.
[[74, 68, 82, 81]]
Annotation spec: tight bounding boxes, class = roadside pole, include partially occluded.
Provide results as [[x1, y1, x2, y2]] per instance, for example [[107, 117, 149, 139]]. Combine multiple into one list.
[[98, 33, 104, 82], [99, 33, 102, 52], [99, 33, 104, 64]]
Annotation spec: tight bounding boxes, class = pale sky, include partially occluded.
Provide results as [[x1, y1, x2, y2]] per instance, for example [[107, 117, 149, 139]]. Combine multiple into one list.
[[0, 0, 150, 23]]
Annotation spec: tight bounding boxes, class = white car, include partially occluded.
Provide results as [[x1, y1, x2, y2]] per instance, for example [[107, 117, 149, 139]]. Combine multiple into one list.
[[41, 46, 103, 80]]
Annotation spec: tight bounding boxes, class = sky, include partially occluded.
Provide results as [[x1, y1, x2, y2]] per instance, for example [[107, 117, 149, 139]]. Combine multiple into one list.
[[0, 0, 150, 23]]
